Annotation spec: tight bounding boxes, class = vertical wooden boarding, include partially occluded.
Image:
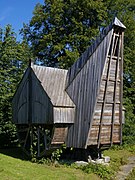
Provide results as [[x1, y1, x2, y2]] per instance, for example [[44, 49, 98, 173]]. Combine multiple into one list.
[[66, 29, 113, 148], [97, 32, 116, 148], [88, 27, 124, 147], [28, 69, 32, 124]]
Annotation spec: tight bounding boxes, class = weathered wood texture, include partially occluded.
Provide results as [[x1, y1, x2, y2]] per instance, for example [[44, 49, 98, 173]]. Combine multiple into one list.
[[12, 68, 30, 124], [66, 18, 126, 87], [87, 30, 124, 147], [31, 65, 75, 124], [31, 70, 53, 124], [12, 17, 125, 154], [32, 65, 74, 107], [53, 107, 75, 123], [51, 125, 68, 145], [12, 68, 53, 124], [66, 29, 113, 148], [12, 66, 75, 124], [66, 18, 125, 149]]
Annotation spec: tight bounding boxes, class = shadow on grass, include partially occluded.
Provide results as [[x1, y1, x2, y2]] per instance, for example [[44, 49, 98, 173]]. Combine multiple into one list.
[[0, 147, 30, 161]]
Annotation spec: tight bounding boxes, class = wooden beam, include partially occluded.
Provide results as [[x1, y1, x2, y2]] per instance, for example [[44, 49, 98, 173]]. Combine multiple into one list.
[[44, 131, 47, 150], [23, 127, 30, 148], [119, 32, 124, 145], [110, 33, 121, 145], [30, 126, 33, 154], [37, 127, 40, 157], [113, 35, 119, 55], [97, 32, 116, 148]]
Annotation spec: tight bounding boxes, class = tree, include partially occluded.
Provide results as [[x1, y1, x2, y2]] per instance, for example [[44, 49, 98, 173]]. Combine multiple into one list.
[[104, 0, 135, 144], [21, 0, 107, 68], [0, 25, 31, 147], [21, 0, 135, 144]]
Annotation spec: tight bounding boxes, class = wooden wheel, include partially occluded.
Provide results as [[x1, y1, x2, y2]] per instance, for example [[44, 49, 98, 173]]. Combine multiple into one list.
[[16, 124, 53, 157]]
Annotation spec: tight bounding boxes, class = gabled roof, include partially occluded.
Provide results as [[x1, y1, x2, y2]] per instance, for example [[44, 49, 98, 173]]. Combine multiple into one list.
[[113, 17, 126, 29], [66, 17, 126, 87], [31, 64, 75, 107]]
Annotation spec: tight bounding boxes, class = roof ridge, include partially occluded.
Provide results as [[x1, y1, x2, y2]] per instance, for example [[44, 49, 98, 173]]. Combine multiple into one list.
[[113, 17, 126, 29]]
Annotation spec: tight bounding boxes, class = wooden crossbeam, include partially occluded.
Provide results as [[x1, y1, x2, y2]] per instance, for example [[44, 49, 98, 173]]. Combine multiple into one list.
[[23, 127, 30, 148], [97, 32, 116, 148]]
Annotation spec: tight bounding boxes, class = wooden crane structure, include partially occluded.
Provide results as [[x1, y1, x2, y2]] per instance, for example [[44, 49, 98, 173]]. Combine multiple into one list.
[[12, 17, 126, 157]]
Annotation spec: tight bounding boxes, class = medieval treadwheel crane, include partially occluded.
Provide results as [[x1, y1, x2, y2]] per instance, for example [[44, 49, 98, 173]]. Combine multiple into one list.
[[12, 17, 125, 157]]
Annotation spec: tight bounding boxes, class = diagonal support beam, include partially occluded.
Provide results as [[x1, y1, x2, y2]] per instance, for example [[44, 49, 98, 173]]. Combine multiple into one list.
[[97, 32, 116, 148]]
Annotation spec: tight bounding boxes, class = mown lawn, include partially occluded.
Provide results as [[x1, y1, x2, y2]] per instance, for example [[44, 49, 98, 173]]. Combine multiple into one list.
[[0, 151, 99, 180], [0, 145, 135, 180]]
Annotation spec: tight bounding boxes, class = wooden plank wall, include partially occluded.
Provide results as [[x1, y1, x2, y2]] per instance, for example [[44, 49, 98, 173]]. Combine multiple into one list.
[[31, 65, 75, 124], [12, 68, 30, 124], [51, 125, 68, 145], [32, 66, 74, 107], [87, 30, 124, 147], [12, 67, 54, 124], [31, 70, 53, 124], [66, 29, 113, 148], [53, 107, 75, 124]]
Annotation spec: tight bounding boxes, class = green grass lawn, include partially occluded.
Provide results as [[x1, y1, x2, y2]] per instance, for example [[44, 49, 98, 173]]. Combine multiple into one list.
[[0, 145, 135, 180], [0, 151, 99, 180]]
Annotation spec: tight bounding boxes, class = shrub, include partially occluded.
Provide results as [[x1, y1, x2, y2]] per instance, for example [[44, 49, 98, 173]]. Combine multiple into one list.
[[80, 163, 114, 180]]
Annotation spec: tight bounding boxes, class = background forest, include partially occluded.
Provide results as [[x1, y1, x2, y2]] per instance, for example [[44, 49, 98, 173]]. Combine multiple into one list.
[[0, 0, 135, 147]]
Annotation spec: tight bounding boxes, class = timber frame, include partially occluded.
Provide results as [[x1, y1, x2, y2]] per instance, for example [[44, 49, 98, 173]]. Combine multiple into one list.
[[12, 17, 126, 157]]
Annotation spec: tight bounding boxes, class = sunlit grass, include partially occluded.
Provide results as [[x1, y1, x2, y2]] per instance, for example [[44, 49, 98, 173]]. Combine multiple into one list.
[[0, 152, 98, 180]]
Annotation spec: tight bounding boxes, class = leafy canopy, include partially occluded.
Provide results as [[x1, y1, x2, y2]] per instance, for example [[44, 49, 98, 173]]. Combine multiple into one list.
[[105, 0, 135, 144], [0, 25, 31, 147], [21, 0, 135, 145], [21, 0, 107, 68]]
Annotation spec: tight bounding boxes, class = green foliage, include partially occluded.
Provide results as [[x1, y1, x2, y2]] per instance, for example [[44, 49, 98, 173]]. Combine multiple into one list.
[[103, 145, 134, 174], [51, 148, 63, 162], [104, 0, 135, 145], [123, 98, 135, 144], [21, 0, 135, 144], [21, 0, 107, 68], [0, 152, 95, 180], [79, 163, 114, 180], [30, 144, 66, 165], [51, 144, 66, 162], [0, 0, 134, 148], [0, 25, 32, 147]]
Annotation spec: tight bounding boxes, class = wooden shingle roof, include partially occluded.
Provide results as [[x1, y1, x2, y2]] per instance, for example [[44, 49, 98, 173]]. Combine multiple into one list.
[[31, 64, 75, 107]]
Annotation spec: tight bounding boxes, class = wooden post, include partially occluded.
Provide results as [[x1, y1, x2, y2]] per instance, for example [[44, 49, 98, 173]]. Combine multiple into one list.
[[119, 32, 124, 145], [97, 31, 116, 148], [23, 127, 30, 148], [37, 127, 40, 157], [110, 33, 121, 145]]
